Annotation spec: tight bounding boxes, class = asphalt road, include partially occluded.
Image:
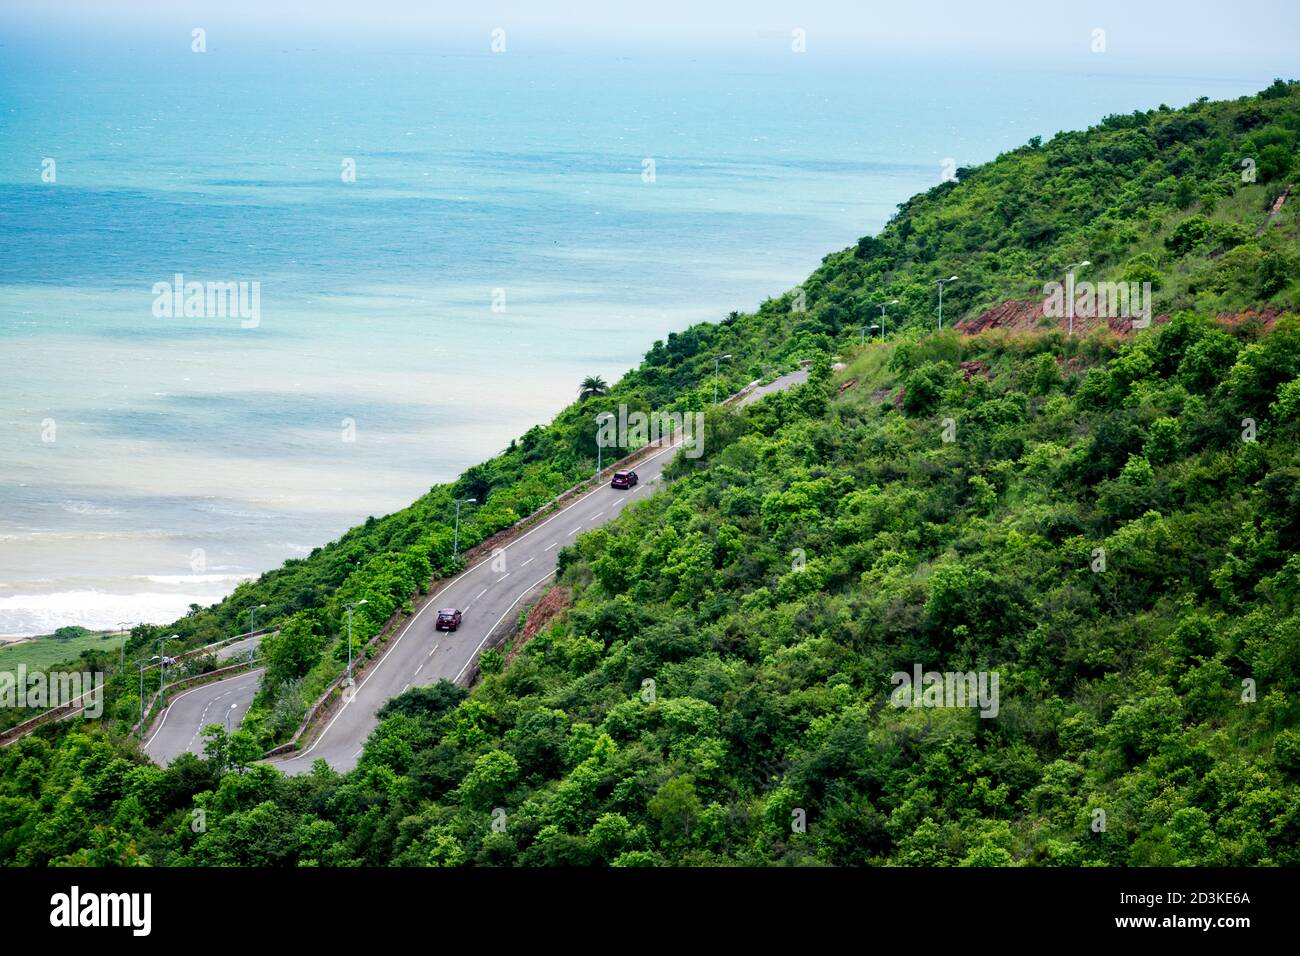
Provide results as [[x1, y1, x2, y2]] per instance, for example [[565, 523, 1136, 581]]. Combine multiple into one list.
[[735, 368, 808, 407], [270, 445, 680, 774], [215, 635, 261, 663], [142, 667, 263, 766], [141, 369, 809, 772]]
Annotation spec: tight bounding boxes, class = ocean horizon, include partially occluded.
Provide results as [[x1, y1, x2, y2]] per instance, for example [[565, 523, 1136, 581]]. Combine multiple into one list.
[[0, 31, 1290, 635]]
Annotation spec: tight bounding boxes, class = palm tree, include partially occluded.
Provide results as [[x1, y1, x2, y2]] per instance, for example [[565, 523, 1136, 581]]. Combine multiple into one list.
[[578, 375, 609, 401]]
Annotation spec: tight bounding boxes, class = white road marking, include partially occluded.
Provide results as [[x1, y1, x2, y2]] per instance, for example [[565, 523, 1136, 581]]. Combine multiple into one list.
[[474, 588, 487, 601], [544, 541, 558, 551], [568, 526, 581, 535], [593, 510, 605, 517], [520, 556, 535, 566], [144, 668, 263, 749], [453, 571, 557, 684], [497, 573, 510, 582]]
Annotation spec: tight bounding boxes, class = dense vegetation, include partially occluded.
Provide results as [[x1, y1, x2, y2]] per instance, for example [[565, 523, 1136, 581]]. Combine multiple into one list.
[[1, 80, 1297, 866]]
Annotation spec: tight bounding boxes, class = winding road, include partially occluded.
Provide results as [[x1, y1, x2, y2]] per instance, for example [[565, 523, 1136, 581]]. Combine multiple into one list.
[[142, 368, 809, 771]]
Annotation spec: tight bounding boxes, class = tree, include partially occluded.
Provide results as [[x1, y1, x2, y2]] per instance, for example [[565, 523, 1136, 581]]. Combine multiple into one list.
[[648, 774, 702, 842], [579, 375, 609, 400]]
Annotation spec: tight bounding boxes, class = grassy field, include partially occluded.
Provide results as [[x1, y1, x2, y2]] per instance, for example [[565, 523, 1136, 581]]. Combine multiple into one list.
[[0, 629, 126, 672]]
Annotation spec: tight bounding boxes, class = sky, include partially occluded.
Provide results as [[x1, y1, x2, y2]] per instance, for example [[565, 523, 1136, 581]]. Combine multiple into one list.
[[2, 0, 1298, 66]]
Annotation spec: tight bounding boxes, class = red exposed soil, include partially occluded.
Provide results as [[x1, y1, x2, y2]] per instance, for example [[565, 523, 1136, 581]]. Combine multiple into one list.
[[507, 585, 572, 662], [1212, 307, 1285, 333], [956, 299, 1291, 337], [954, 299, 1171, 336]]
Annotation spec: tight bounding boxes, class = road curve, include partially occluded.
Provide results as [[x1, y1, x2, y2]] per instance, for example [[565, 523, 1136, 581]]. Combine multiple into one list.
[[143, 667, 264, 766]]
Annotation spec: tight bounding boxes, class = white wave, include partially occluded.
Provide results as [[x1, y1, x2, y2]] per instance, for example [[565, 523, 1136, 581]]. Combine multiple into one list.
[[0, 588, 243, 638], [131, 573, 254, 585], [61, 500, 122, 516]]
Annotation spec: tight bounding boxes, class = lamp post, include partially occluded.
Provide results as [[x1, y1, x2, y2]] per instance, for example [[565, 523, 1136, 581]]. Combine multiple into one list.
[[937, 277, 958, 331], [453, 498, 476, 556], [868, 324, 881, 342], [874, 298, 899, 340], [117, 621, 131, 672], [157, 634, 177, 706], [1066, 260, 1091, 336], [247, 603, 267, 665], [713, 354, 733, 405], [343, 599, 368, 686], [595, 412, 614, 475], [137, 662, 146, 740]]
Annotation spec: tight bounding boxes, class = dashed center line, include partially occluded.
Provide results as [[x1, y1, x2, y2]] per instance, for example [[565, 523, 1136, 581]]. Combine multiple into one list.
[[520, 556, 535, 566], [544, 541, 558, 551], [497, 573, 510, 582], [568, 526, 581, 535]]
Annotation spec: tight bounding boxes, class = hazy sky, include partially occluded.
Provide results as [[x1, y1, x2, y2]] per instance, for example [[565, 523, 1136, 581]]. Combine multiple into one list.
[[3, 0, 1299, 65]]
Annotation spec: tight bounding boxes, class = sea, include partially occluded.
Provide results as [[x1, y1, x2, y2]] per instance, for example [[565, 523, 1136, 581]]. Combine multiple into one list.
[[0, 25, 1288, 634]]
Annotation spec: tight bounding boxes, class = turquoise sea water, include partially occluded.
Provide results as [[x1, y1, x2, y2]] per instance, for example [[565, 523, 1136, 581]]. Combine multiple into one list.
[[0, 32, 1287, 633]]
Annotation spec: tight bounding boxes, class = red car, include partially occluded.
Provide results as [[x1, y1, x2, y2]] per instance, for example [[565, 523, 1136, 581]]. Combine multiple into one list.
[[435, 608, 462, 631], [611, 470, 638, 489]]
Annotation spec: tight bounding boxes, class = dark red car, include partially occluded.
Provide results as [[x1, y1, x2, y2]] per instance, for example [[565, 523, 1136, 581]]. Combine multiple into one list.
[[435, 608, 462, 631], [611, 470, 638, 489]]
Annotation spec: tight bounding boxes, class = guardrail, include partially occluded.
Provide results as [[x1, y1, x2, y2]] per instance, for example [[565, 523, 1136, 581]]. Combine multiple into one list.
[[0, 693, 97, 747], [0, 626, 275, 748]]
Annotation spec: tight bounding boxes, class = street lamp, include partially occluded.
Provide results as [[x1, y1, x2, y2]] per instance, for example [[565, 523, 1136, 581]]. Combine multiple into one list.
[[117, 621, 131, 672], [453, 498, 476, 556], [713, 354, 733, 405], [937, 277, 958, 331], [157, 634, 177, 706], [343, 599, 368, 686], [1066, 260, 1091, 336], [877, 299, 899, 340], [595, 412, 614, 475], [246, 603, 267, 665], [137, 662, 146, 740], [868, 324, 881, 342]]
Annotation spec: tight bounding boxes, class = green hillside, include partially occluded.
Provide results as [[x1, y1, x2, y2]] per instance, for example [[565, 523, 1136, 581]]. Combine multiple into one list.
[[2, 80, 1298, 866]]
